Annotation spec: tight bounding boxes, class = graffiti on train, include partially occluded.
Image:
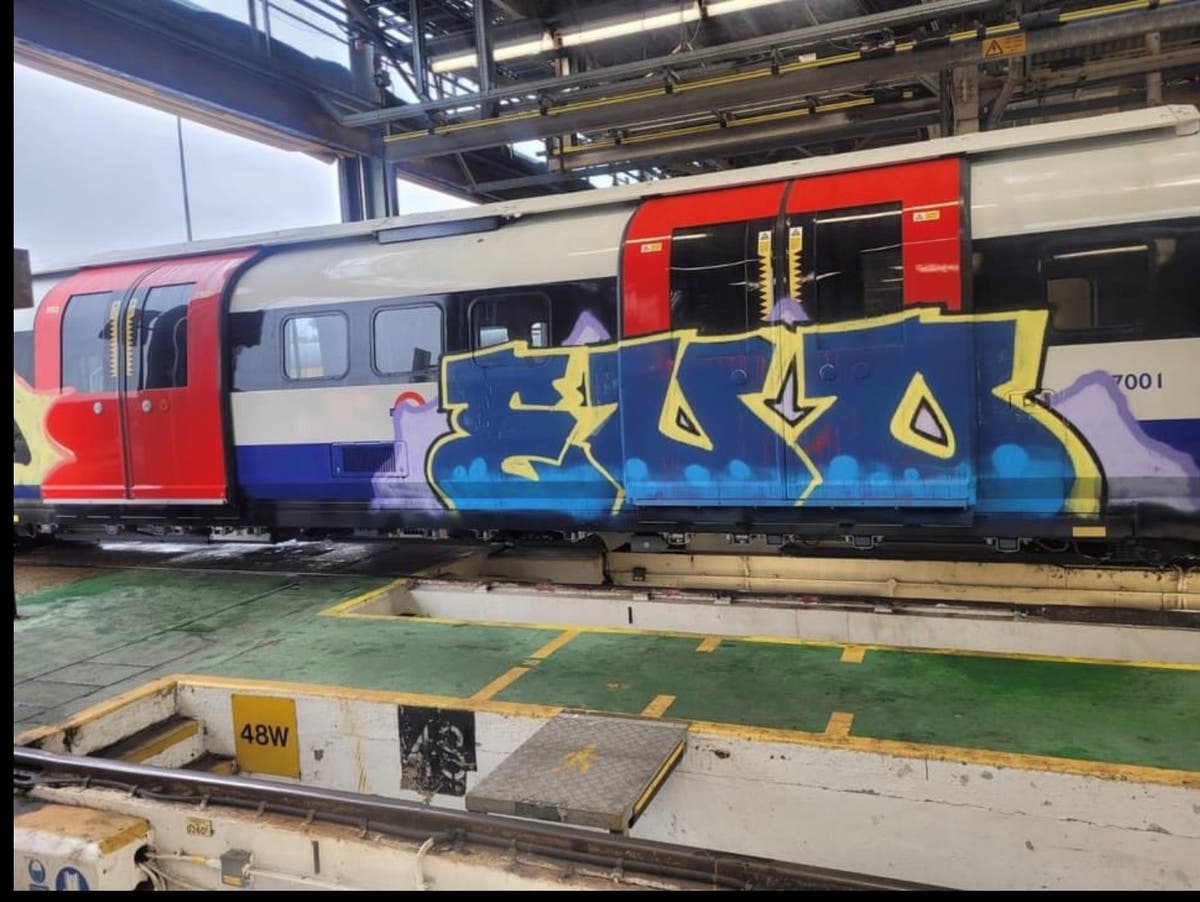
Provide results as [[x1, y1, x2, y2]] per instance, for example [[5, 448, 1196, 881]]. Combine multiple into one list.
[[376, 307, 1113, 518]]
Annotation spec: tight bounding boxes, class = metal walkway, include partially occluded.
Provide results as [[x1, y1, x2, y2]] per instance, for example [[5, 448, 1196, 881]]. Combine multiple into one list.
[[466, 713, 686, 831]]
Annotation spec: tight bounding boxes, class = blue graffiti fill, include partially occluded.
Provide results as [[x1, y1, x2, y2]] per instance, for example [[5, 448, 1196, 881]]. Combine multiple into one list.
[[425, 313, 1087, 518]]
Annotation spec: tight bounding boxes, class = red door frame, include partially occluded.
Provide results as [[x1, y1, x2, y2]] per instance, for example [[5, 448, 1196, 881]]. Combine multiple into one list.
[[620, 181, 789, 337], [782, 157, 963, 311], [37, 263, 158, 500], [122, 252, 254, 501], [37, 250, 253, 503], [620, 158, 965, 335]]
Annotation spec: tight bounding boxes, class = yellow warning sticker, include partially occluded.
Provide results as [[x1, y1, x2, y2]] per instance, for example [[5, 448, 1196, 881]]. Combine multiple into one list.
[[185, 817, 214, 838], [912, 210, 941, 223], [231, 695, 300, 778], [982, 33, 1027, 59], [640, 241, 663, 253]]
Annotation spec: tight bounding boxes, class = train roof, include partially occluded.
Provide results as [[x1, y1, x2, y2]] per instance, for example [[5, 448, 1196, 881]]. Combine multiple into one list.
[[33, 104, 1200, 276]]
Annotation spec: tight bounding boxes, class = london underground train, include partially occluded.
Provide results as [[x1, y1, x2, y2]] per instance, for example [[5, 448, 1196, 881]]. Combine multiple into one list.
[[13, 106, 1200, 557]]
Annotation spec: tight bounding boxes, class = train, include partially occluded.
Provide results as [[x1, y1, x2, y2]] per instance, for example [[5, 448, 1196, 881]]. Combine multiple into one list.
[[13, 105, 1200, 558]]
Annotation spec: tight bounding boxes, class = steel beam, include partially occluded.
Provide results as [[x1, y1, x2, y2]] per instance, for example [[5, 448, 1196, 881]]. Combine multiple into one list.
[[13, 0, 372, 157], [346, 0, 1010, 126], [474, 0, 496, 115], [385, 4, 1200, 161], [555, 103, 942, 170], [410, 0, 430, 99]]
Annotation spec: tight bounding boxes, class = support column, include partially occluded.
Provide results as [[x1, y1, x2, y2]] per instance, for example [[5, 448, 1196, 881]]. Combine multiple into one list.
[[410, 0, 429, 99], [1145, 31, 1163, 106], [474, 0, 495, 117], [951, 65, 980, 135], [338, 155, 397, 222], [342, 14, 396, 221]]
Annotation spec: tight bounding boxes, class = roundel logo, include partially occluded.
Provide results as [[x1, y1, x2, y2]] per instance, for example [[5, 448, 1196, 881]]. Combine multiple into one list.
[[55, 866, 90, 891], [27, 858, 46, 883]]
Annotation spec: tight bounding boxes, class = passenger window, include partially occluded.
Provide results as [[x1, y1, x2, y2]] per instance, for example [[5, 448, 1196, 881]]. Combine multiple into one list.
[[470, 293, 550, 351], [669, 221, 762, 335], [138, 284, 193, 389], [811, 203, 903, 322], [61, 291, 118, 393], [1041, 243, 1149, 332], [373, 305, 443, 379], [1045, 278, 1093, 331], [283, 313, 349, 380]]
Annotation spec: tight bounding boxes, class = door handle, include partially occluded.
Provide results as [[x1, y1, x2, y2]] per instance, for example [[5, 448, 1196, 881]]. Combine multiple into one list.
[[141, 400, 153, 413]]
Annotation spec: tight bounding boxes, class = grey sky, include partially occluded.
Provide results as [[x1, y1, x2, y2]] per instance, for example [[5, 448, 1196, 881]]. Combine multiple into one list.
[[14, 60, 472, 272]]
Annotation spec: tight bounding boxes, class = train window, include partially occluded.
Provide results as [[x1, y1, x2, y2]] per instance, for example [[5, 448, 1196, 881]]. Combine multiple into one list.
[[283, 312, 349, 380], [810, 203, 903, 323], [669, 221, 755, 335], [1045, 278, 1093, 331], [470, 292, 550, 351], [139, 284, 193, 389], [1041, 243, 1149, 334], [60, 291, 118, 393], [975, 218, 1200, 342], [373, 305, 443, 379], [549, 278, 618, 346]]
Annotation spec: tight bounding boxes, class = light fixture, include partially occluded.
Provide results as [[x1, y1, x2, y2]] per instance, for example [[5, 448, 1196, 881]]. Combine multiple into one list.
[[429, 0, 792, 74]]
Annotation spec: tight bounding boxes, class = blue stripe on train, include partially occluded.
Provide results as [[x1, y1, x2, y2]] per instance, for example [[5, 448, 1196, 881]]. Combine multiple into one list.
[[236, 443, 378, 500], [1138, 418, 1200, 468], [235, 419, 1200, 505], [13, 485, 41, 500]]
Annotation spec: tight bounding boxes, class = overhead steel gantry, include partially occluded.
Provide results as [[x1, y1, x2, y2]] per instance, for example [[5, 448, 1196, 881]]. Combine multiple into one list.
[[13, 0, 1200, 207], [11, 0, 581, 219], [366, 0, 1200, 181]]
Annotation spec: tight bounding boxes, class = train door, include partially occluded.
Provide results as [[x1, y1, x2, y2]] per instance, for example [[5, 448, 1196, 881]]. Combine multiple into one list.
[[781, 158, 972, 508], [121, 252, 253, 501], [619, 182, 789, 506], [38, 263, 160, 501]]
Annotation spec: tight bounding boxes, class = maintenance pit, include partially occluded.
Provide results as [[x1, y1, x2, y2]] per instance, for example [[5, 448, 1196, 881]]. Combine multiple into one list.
[[12, 540, 1200, 890]]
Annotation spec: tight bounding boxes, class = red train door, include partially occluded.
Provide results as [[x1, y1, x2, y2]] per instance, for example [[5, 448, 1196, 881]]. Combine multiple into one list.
[[121, 252, 252, 501], [38, 263, 160, 501], [619, 182, 790, 506], [39, 251, 252, 504], [781, 158, 971, 508]]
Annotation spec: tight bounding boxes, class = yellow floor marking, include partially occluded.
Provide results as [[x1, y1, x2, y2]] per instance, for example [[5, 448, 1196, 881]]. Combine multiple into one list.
[[124, 719, 199, 764], [824, 711, 855, 738], [318, 578, 410, 617], [696, 637, 722, 653], [470, 666, 530, 702], [35, 674, 1198, 790], [641, 694, 677, 718], [321, 597, 1197, 671], [14, 676, 179, 747], [840, 645, 866, 664], [554, 743, 598, 774], [634, 743, 685, 815], [529, 629, 580, 660]]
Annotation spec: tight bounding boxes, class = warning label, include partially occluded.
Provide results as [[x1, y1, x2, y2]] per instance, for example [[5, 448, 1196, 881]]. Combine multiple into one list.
[[982, 33, 1027, 59]]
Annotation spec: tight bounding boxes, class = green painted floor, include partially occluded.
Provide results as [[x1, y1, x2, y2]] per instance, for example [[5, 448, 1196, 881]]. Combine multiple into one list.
[[13, 568, 1200, 773]]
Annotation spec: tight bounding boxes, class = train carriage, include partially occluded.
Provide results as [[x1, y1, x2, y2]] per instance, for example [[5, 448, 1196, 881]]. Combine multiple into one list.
[[13, 105, 1200, 555]]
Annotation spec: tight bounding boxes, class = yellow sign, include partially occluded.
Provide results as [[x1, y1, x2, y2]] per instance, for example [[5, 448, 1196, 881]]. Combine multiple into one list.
[[912, 209, 941, 223], [982, 33, 1027, 59], [231, 695, 300, 778], [185, 817, 214, 838]]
